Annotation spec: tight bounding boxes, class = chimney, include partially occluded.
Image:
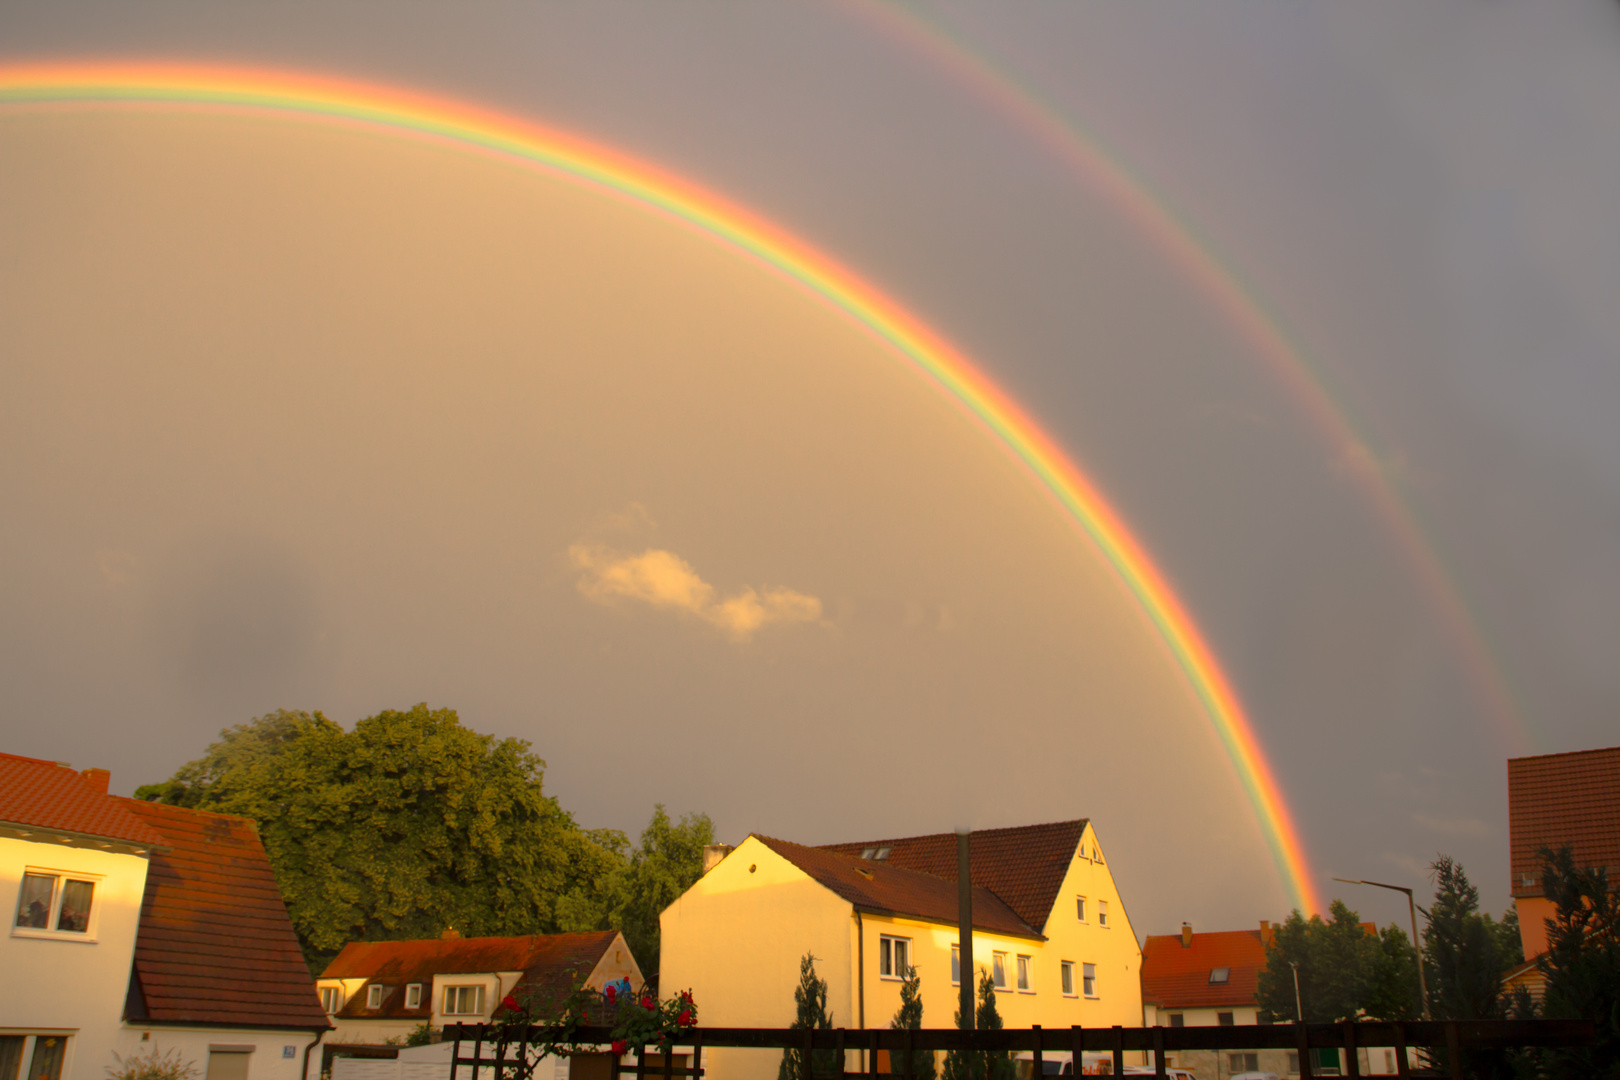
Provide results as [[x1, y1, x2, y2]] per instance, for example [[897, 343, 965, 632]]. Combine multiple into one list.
[[1260, 919, 1271, 942], [1181, 923, 1193, 948], [702, 844, 734, 875], [441, 927, 461, 940], [80, 768, 111, 795]]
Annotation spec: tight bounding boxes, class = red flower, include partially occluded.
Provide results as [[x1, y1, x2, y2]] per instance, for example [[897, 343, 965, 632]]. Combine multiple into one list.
[[501, 994, 520, 1011], [640, 996, 654, 1010], [611, 1041, 627, 1055], [677, 1010, 694, 1027], [604, 986, 618, 1005], [679, 991, 693, 1005]]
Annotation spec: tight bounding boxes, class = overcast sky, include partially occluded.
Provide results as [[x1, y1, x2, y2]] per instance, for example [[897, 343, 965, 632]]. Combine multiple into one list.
[[4, 2, 1619, 942]]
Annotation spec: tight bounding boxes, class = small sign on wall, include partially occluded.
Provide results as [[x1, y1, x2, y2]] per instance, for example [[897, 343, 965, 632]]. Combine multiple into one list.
[[284, 1048, 297, 1059]]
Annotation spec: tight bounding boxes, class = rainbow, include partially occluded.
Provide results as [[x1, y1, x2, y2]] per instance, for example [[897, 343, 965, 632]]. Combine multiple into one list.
[[858, 3, 1534, 756], [0, 61, 1324, 914]]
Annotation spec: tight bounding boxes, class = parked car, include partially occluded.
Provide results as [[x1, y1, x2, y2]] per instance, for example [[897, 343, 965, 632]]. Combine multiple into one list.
[[1229, 1073, 1280, 1080]]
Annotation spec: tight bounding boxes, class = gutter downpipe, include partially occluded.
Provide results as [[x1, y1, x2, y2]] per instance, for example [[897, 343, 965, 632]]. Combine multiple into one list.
[[857, 909, 866, 1074], [302, 1026, 327, 1080]]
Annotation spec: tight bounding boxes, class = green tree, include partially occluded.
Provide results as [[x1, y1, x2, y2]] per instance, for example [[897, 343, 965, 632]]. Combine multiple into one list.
[[137, 706, 626, 972], [1533, 846, 1620, 1079], [890, 965, 936, 1080], [941, 972, 1013, 1080], [592, 805, 715, 979], [779, 953, 836, 1080], [1421, 856, 1512, 1021], [1258, 901, 1416, 1023]]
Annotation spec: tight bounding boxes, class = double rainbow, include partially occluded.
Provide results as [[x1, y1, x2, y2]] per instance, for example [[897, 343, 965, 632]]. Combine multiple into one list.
[[0, 62, 1323, 914]]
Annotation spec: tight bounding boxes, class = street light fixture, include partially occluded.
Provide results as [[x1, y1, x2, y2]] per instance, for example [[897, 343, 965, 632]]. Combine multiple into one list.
[[1332, 877, 1432, 1020]]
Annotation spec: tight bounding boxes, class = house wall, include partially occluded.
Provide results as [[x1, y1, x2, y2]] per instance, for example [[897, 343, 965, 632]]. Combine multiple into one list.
[[1, 836, 151, 1080], [109, 1027, 320, 1080], [660, 837, 854, 1080], [1037, 824, 1143, 1028], [1515, 896, 1555, 959]]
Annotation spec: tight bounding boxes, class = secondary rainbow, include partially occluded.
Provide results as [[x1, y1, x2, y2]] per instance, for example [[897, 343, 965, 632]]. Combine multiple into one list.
[[857, 2, 1532, 755], [0, 62, 1324, 914]]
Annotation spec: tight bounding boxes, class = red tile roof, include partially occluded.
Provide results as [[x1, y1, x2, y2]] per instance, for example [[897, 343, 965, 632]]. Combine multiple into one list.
[[119, 798, 330, 1030], [1508, 745, 1620, 898], [818, 820, 1087, 932], [0, 753, 167, 847], [321, 931, 627, 1020], [758, 836, 1041, 940], [1140, 929, 1266, 1010]]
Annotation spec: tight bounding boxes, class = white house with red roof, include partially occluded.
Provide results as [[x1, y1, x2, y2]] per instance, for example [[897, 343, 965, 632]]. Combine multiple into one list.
[[315, 930, 642, 1045], [1140, 923, 1293, 1077], [2, 753, 328, 1080]]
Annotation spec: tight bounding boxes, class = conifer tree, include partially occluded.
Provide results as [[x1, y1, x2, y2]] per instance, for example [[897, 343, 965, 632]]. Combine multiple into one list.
[[1534, 846, 1620, 1078], [780, 953, 836, 1080], [890, 966, 936, 1080], [941, 972, 1013, 1080]]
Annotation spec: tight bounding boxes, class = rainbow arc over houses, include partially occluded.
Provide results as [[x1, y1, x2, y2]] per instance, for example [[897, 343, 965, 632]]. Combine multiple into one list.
[[0, 62, 1324, 914]]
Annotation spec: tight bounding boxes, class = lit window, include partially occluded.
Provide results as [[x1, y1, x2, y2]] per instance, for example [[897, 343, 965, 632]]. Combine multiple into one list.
[[1016, 955, 1033, 993], [1060, 961, 1075, 996], [1097, 901, 1108, 928], [879, 936, 911, 979], [405, 984, 423, 1009], [1075, 896, 1087, 922], [1209, 968, 1230, 984], [320, 987, 341, 1014], [992, 952, 1008, 989], [367, 984, 384, 1009], [1217, 1012, 1234, 1027], [13, 871, 97, 936], [443, 986, 485, 1016], [951, 945, 961, 986], [1081, 963, 1096, 998]]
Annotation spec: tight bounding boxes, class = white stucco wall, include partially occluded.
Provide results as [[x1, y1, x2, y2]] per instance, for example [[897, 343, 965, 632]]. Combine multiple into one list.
[[1, 836, 150, 1080], [109, 1028, 322, 1080]]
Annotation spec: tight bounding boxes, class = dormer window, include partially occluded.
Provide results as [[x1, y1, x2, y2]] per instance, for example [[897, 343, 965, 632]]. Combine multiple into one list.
[[406, 984, 423, 1009], [1209, 968, 1230, 984], [320, 987, 341, 1015], [367, 984, 385, 1009], [860, 846, 891, 861]]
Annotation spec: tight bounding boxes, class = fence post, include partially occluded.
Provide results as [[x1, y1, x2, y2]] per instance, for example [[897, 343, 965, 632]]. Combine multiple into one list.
[[1032, 1024, 1042, 1080], [1151, 1028, 1165, 1080], [1069, 1026, 1083, 1079], [835, 1030, 846, 1080], [609, 1037, 621, 1080], [1392, 1023, 1410, 1079], [663, 1039, 674, 1080], [803, 1028, 815, 1080], [1445, 1022, 1463, 1080], [451, 1024, 463, 1080], [1342, 1021, 1359, 1079], [1110, 1026, 1123, 1079], [1296, 1024, 1313, 1080], [903, 1030, 914, 1080]]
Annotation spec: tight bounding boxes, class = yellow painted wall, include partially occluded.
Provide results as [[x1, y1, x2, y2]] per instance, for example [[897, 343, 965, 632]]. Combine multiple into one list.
[[1516, 896, 1554, 959], [661, 837, 856, 1080], [1032, 822, 1143, 1027]]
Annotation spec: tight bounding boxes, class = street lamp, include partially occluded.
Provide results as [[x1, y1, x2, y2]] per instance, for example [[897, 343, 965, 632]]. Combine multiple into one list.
[[1332, 877, 1432, 1020]]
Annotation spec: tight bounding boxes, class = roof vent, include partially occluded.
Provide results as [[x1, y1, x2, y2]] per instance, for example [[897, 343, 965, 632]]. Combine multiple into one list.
[[1181, 923, 1193, 948], [854, 866, 874, 880], [441, 927, 461, 940], [1209, 967, 1230, 984]]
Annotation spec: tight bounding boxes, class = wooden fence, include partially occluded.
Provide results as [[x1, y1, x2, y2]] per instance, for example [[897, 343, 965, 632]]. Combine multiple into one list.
[[447, 1020, 1594, 1080]]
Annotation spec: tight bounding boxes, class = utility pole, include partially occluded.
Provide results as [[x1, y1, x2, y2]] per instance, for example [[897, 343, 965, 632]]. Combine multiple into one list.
[[1289, 960, 1304, 1023], [1332, 877, 1432, 1020], [957, 829, 974, 1031]]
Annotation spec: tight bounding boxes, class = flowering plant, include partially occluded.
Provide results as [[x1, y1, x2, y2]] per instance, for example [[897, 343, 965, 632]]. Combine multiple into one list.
[[497, 980, 698, 1064]]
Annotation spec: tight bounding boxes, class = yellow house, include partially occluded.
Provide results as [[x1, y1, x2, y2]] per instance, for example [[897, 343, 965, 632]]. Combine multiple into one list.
[[661, 821, 1141, 1080]]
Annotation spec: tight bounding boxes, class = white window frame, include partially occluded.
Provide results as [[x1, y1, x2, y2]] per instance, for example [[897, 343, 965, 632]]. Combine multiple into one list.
[[1097, 901, 1109, 928], [950, 944, 961, 986], [443, 985, 485, 1017], [1060, 961, 1076, 997], [1075, 896, 1087, 923], [405, 984, 423, 1009], [1082, 962, 1097, 998], [367, 984, 384, 1010], [1015, 955, 1033, 993], [319, 986, 342, 1015], [12, 867, 102, 941], [879, 935, 911, 980], [991, 951, 1008, 990]]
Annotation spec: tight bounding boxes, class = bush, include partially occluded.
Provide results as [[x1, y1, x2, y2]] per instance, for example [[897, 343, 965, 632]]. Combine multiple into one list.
[[107, 1047, 200, 1080]]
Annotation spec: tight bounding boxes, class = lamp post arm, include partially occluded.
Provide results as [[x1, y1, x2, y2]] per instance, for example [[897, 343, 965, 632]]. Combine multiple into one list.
[[1330, 876, 1432, 1021]]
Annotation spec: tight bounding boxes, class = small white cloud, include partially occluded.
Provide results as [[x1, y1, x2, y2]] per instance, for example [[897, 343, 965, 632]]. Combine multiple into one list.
[[569, 544, 823, 643]]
